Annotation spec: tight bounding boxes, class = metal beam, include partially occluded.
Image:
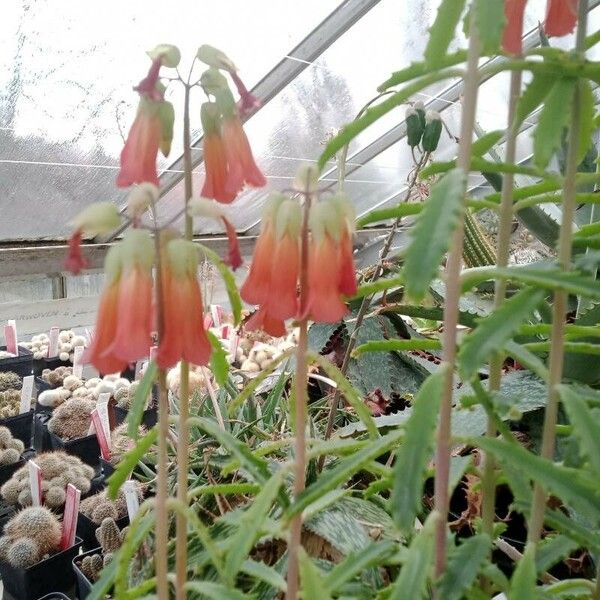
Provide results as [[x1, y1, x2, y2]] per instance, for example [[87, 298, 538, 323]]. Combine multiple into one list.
[[101, 0, 382, 243]]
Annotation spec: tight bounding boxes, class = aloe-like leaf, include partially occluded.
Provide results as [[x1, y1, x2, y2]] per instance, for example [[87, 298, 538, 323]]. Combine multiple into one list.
[[559, 385, 600, 473], [207, 330, 229, 387], [534, 78, 576, 169], [424, 0, 466, 67], [127, 360, 156, 439], [389, 511, 439, 600], [404, 168, 467, 301], [509, 544, 537, 600], [437, 534, 491, 600], [458, 288, 545, 379], [390, 369, 445, 533]]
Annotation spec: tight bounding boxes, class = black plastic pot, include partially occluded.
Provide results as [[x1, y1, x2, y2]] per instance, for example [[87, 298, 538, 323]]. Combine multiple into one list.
[[1, 410, 33, 448], [0, 537, 82, 600], [0, 345, 33, 377], [36, 593, 72, 600], [72, 546, 101, 600], [48, 428, 100, 468], [0, 456, 25, 487], [113, 405, 158, 429], [0, 500, 16, 535], [33, 411, 53, 453], [100, 457, 114, 478], [77, 511, 129, 551]]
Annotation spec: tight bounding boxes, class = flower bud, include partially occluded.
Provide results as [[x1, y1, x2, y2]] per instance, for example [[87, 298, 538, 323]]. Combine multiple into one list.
[[187, 197, 224, 220], [147, 44, 181, 68], [275, 199, 302, 240], [200, 68, 230, 96], [197, 45, 237, 72], [422, 110, 442, 152], [126, 183, 159, 219], [69, 202, 121, 236], [158, 100, 175, 157], [294, 163, 320, 193], [405, 106, 424, 149]]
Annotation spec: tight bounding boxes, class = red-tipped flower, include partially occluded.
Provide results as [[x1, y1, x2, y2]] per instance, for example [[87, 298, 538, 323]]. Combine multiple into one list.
[[64, 229, 89, 275], [230, 71, 261, 118], [502, 0, 528, 54], [157, 239, 211, 369], [545, 0, 578, 37]]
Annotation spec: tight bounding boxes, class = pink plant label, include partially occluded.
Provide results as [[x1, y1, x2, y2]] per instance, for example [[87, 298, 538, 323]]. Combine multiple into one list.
[[229, 331, 240, 364], [48, 327, 60, 358], [19, 375, 34, 414], [72, 345, 84, 378], [210, 305, 223, 327], [149, 345, 158, 362], [123, 480, 140, 520], [221, 325, 230, 339], [4, 321, 17, 355], [60, 484, 81, 550], [28, 460, 42, 506], [91, 409, 111, 460], [203, 314, 213, 329]]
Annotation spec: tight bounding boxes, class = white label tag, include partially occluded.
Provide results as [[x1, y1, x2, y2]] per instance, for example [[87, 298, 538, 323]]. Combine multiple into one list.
[[123, 480, 140, 520], [60, 484, 81, 549], [97, 393, 111, 442], [72, 345, 84, 377], [20, 375, 34, 414], [134, 360, 144, 380], [28, 460, 42, 506], [48, 327, 60, 358]]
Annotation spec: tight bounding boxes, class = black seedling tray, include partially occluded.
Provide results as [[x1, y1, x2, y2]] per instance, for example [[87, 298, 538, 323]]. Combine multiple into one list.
[[32, 356, 72, 377], [113, 405, 158, 430], [0, 345, 33, 377], [33, 411, 53, 452], [0, 457, 25, 487], [0, 537, 82, 600], [100, 457, 114, 478], [77, 511, 129, 551], [48, 428, 100, 468], [0, 410, 33, 448], [36, 593, 72, 600], [72, 546, 101, 600]]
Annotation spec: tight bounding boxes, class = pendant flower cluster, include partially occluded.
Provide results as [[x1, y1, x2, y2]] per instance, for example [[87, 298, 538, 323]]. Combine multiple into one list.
[[241, 176, 357, 337]]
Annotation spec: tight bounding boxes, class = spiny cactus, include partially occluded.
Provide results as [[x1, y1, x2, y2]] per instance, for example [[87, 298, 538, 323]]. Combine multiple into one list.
[[0, 506, 62, 567], [0, 389, 22, 419], [80, 552, 104, 582], [0, 426, 24, 465], [96, 517, 124, 554], [80, 483, 143, 524], [47, 397, 95, 440], [41, 366, 73, 387], [1, 451, 94, 508], [109, 424, 147, 466], [0, 372, 22, 392]]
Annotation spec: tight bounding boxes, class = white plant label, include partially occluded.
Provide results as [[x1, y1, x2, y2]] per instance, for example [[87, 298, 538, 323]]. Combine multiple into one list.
[[19, 375, 34, 414], [72, 345, 84, 377], [48, 326, 60, 358], [97, 393, 111, 442], [135, 360, 144, 379], [28, 460, 42, 506], [123, 480, 140, 520], [60, 484, 81, 550]]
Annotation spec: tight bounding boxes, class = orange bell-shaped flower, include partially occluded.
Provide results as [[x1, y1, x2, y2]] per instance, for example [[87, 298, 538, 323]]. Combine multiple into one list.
[[545, 0, 578, 37], [157, 239, 211, 369], [502, 0, 528, 55]]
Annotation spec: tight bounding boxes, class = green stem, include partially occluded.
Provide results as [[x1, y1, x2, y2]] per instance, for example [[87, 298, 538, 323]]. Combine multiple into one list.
[[433, 15, 481, 584], [528, 2, 588, 546]]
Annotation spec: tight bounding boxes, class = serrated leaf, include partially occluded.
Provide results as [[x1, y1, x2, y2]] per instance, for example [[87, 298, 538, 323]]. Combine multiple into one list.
[[241, 559, 287, 593], [534, 78, 576, 169], [300, 549, 332, 600], [107, 427, 157, 499], [509, 544, 537, 600], [197, 243, 242, 326], [515, 73, 554, 128], [354, 338, 441, 355], [184, 582, 249, 600], [357, 204, 422, 228], [559, 385, 600, 473], [437, 534, 491, 600], [577, 79, 595, 163], [389, 511, 439, 600], [536, 534, 579, 574], [390, 369, 445, 533], [425, 0, 466, 67], [458, 288, 545, 379], [404, 168, 467, 301], [127, 360, 156, 439], [474, 0, 504, 54], [207, 330, 229, 386], [224, 473, 282, 581], [472, 129, 504, 156]]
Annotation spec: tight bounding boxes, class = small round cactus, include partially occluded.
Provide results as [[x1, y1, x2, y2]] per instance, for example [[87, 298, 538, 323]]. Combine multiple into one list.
[[96, 517, 123, 554], [0, 372, 22, 392], [7, 537, 40, 568], [47, 397, 95, 440], [0, 427, 24, 466], [0, 389, 22, 418]]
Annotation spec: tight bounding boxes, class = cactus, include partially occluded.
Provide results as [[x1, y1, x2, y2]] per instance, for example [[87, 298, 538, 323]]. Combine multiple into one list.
[[0, 506, 62, 568], [0, 389, 23, 419], [0, 426, 24, 465], [109, 424, 146, 465], [0, 448, 21, 465], [41, 366, 73, 387], [80, 483, 143, 524], [463, 210, 497, 267], [47, 398, 95, 440], [96, 517, 124, 554], [0, 372, 22, 392]]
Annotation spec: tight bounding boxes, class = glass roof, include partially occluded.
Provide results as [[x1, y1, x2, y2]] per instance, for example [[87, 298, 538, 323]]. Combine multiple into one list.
[[1, 0, 596, 242]]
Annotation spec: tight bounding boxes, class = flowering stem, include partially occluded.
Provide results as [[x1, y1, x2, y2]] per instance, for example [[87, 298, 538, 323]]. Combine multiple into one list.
[[481, 68, 523, 540], [433, 16, 480, 583], [286, 183, 313, 600], [175, 81, 194, 599], [528, 3, 587, 546]]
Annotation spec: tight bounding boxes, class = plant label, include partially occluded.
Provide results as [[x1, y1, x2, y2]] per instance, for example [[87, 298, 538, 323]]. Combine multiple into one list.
[[135, 360, 144, 379], [19, 375, 34, 414], [73, 345, 84, 377], [97, 393, 111, 440], [60, 484, 81, 550], [91, 409, 111, 460], [28, 460, 42, 506], [48, 326, 60, 358], [4, 320, 17, 355], [210, 304, 223, 327], [123, 480, 140, 520], [229, 331, 240, 364], [149, 345, 158, 362], [204, 314, 213, 329]]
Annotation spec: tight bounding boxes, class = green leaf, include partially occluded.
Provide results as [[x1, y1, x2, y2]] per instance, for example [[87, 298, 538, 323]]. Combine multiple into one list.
[[472, 129, 504, 156], [224, 473, 282, 582], [356, 203, 422, 228], [127, 360, 156, 439], [509, 544, 537, 600], [460, 266, 600, 299], [289, 428, 405, 518], [354, 338, 442, 356], [514, 73, 554, 128], [425, 0, 466, 68], [541, 578, 595, 597], [353, 275, 404, 301], [458, 288, 545, 379], [476, 437, 600, 521], [107, 427, 157, 499], [389, 511, 439, 600], [184, 582, 250, 600], [577, 79, 595, 163], [536, 535, 579, 574], [559, 385, 600, 473], [474, 0, 505, 54], [207, 330, 229, 387], [158, 100, 175, 156], [241, 559, 287, 593], [534, 78, 576, 169], [309, 352, 379, 440], [325, 541, 396, 592], [300, 549, 332, 600], [437, 534, 491, 600], [404, 168, 467, 301], [197, 243, 242, 326], [391, 369, 445, 533]]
